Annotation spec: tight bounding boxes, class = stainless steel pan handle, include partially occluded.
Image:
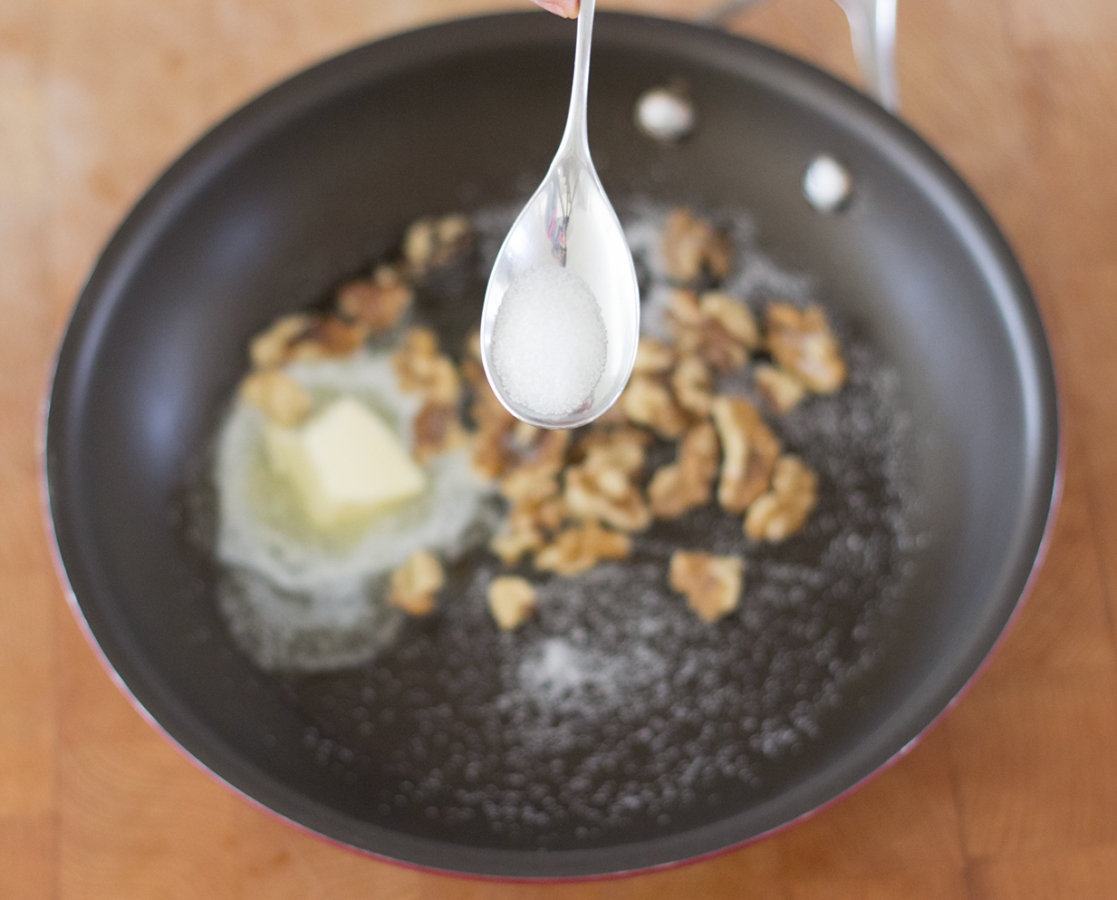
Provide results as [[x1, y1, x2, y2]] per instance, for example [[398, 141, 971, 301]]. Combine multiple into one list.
[[702, 0, 899, 112]]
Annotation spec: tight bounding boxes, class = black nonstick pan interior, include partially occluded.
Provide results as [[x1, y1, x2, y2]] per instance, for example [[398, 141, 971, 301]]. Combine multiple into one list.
[[45, 12, 1058, 879]]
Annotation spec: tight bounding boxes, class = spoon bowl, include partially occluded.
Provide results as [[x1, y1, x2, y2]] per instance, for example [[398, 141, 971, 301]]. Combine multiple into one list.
[[480, 0, 639, 429]]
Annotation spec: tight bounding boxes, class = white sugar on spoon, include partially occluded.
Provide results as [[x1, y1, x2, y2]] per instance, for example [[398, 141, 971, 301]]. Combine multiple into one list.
[[490, 265, 607, 418]]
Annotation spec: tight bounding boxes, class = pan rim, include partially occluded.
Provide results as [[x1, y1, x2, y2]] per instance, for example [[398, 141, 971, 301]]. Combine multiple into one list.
[[43, 10, 1061, 880]]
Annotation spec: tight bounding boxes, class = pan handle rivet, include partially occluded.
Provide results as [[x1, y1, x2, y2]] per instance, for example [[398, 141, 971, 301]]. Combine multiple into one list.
[[803, 154, 854, 213], [635, 85, 696, 142]]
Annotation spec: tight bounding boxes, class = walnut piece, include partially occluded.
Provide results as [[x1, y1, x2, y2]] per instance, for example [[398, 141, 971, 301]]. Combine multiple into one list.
[[490, 478, 566, 565], [671, 354, 713, 417], [500, 465, 560, 503], [765, 303, 847, 394], [668, 551, 744, 623], [487, 576, 538, 630], [668, 290, 758, 373], [403, 213, 472, 277], [662, 209, 733, 283], [413, 401, 468, 463], [711, 396, 782, 513], [393, 327, 461, 404], [337, 263, 413, 334], [504, 428, 571, 483], [460, 326, 486, 387], [621, 375, 688, 439], [534, 522, 632, 576], [563, 462, 651, 533], [388, 550, 444, 616], [490, 521, 545, 566], [249, 315, 307, 369], [701, 291, 760, 349], [249, 314, 364, 369], [575, 427, 649, 476], [648, 421, 720, 519], [632, 336, 676, 376], [754, 364, 807, 415], [239, 368, 312, 427], [744, 455, 819, 542]]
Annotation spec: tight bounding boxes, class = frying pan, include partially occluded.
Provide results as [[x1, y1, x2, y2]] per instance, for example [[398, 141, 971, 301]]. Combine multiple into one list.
[[44, 12, 1059, 879]]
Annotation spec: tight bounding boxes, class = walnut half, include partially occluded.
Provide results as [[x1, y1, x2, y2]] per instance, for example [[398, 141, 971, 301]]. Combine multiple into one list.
[[413, 401, 467, 463], [534, 522, 632, 576], [337, 263, 413, 334], [662, 209, 733, 283], [668, 290, 757, 373], [403, 213, 472, 278], [392, 327, 461, 405], [648, 421, 720, 519], [711, 396, 782, 513], [744, 455, 819, 542], [621, 375, 688, 439], [563, 462, 651, 534], [388, 550, 445, 616], [487, 576, 538, 630], [765, 303, 847, 394], [239, 368, 312, 427], [668, 551, 744, 623], [249, 313, 365, 369], [754, 364, 807, 415]]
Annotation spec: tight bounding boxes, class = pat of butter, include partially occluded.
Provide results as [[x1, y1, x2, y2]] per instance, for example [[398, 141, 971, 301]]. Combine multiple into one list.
[[264, 396, 426, 528]]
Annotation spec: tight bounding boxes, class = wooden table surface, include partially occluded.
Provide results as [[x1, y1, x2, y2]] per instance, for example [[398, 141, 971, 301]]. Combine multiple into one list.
[[3, 0, 1115, 896]]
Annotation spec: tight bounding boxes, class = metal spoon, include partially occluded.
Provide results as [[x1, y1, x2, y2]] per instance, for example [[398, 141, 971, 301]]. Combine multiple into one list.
[[480, 0, 640, 429]]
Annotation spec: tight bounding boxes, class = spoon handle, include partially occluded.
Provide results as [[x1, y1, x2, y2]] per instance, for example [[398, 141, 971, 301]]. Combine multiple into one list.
[[560, 0, 595, 156]]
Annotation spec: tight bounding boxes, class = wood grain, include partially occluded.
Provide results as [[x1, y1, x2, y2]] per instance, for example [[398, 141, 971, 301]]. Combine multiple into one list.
[[3, 0, 1115, 897]]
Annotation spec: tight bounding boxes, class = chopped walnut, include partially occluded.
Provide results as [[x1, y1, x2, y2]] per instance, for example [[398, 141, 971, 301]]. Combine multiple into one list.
[[564, 462, 651, 533], [490, 518, 546, 566], [388, 550, 444, 616], [754, 364, 807, 415], [744, 455, 819, 542], [472, 420, 516, 481], [293, 316, 366, 362], [239, 368, 312, 427], [413, 402, 468, 463], [510, 420, 541, 450], [534, 522, 632, 576], [487, 576, 538, 630], [403, 213, 472, 277], [648, 421, 720, 519], [668, 551, 744, 623], [765, 303, 847, 394], [632, 336, 677, 376], [668, 290, 757, 373], [671, 354, 713, 417], [507, 429, 571, 481], [711, 396, 782, 512], [500, 465, 560, 503], [621, 375, 688, 439], [666, 288, 704, 331], [575, 427, 649, 476], [393, 327, 461, 404], [249, 314, 364, 369], [249, 315, 307, 369], [662, 209, 733, 283], [337, 264, 413, 334], [491, 470, 568, 565], [472, 404, 569, 484], [470, 372, 514, 429], [700, 292, 759, 349], [460, 327, 486, 387]]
